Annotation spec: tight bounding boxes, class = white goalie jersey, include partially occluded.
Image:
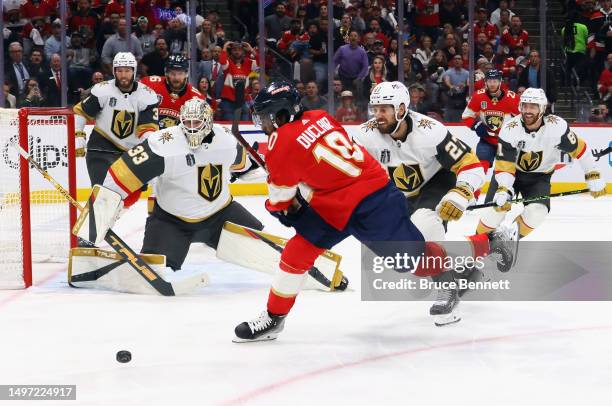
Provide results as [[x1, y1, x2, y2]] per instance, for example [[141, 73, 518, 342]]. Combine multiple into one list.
[[73, 80, 160, 152], [494, 114, 597, 177], [353, 111, 485, 197], [103, 123, 249, 221]]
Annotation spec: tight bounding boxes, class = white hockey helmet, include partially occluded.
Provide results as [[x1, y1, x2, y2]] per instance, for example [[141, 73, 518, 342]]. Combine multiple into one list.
[[179, 98, 214, 149], [113, 52, 137, 75], [369, 81, 410, 134], [519, 87, 548, 117]]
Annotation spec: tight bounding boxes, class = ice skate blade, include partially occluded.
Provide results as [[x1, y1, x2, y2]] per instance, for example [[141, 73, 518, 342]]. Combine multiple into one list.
[[433, 313, 461, 327], [232, 333, 280, 343]]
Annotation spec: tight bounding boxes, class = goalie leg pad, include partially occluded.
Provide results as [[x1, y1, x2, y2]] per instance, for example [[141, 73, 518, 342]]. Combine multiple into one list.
[[72, 185, 123, 246]]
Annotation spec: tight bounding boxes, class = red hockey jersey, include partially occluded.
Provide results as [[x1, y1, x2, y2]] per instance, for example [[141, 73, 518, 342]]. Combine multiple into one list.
[[462, 89, 520, 145], [140, 75, 204, 129], [265, 110, 390, 230]]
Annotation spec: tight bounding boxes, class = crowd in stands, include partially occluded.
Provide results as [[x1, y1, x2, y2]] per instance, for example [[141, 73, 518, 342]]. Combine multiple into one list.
[[3, 0, 612, 122]]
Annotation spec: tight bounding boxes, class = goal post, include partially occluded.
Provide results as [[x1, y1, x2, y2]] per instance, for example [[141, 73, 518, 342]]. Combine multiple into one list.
[[0, 107, 77, 289]]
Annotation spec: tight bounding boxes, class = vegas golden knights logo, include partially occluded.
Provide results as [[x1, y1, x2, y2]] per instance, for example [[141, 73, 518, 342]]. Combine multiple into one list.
[[517, 150, 543, 172], [389, 164, 424, 194], [198, 164, 223, 201], [111, 110, 135, 139]]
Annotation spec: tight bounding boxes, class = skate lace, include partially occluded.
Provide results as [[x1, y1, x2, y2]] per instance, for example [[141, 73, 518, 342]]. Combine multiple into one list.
[[248, 311, 272, 333], [435, 288, 452, 304]]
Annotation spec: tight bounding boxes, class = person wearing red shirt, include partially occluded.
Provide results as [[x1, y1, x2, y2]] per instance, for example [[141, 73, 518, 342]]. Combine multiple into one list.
[[277, 18, 311, 61], [597, 53, 612, 100], [415, 0, 440, 41], [21, 0, 55, 20], [474, 8, 498, 45], [334, 90, 361, 122], [500, 16, 529, 55], [104, 0, 136, 20], [218, 40, 258, 120]]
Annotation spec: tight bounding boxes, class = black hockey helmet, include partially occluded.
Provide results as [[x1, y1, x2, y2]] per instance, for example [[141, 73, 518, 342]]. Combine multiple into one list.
[[252, 81, 302, 130], [165, 54, 189, 72], [485, 69, 503, 81]]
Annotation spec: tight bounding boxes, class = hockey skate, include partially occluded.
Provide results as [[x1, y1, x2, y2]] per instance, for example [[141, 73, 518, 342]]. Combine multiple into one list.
[[454, 267, 487, 298], [430, 272, 461, 326], [233, 311, 286, 343], [488, 223, 519, 273]]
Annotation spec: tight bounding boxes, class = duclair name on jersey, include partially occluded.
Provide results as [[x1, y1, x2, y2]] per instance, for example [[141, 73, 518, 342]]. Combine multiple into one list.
[[297, 117, 334, 149]]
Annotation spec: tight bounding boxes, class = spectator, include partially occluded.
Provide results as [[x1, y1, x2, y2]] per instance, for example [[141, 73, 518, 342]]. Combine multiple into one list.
[[319, 3, 340, 28], [69, 0, 99, 48], [206, 9, 224, 33], [6, 42, 31, 97], [365, 18, 389, 50], [440, 32, 459, 63], [368, 5, 394, 38], [501, 16, 529, 56], [100, 18, 143, 73], [387, 38, 399, 72], [265, 2, 292, 41], [104, 0, 136, 20], [26, 49, 47, 81], [307, 21, 328, 91], [301, 81, 327, 111], [439, 0, 464, 28], [218, 40, 258, 120], [475, 32, 490, 60], [141, 37, 170, 76], [474, 8, 498, 46], [367, 39, 385, 64], [479, 43, 497, 66], [336, 14, 353, 47], [333, 30, 369, 96], [278, 18, 310, 61], [363, 55, 388, 98], [195, 48, 213, 80], [79, 71, 105, 100], [96, 12, 121, 55], [40, 53, 62, 107], [295, 80, 306, 98], [415, 0, 441, 42], [135, 16, 156, 55], [426, 50, 448, 106], [22, 0, 55, 20], [490, 0, 515, 26], [588, 0, 612, 87], [23, 16, 50, 50], [163, 17, 187, 55], [335, 90, 361, 122], [495, 9, 512, 36], [197, 76, 217, 111], [408, 83, 431, 115], [402, 56, 420, 86], [210, 46, 225, 99], [441, 54, 469, 122], [196, 19, 219, 52], [561, 13, 589, 86], [345, 4, 366, 34], [518, 49, 558, 104], [45, 19, 71, 61], [19, 78, 45, 107], [67, 32, 98, 99], [590, 103, 611, 122], [597, 53, 612, 101], [415, 35, 434, 68], [305, 0, 322, 21], [3, 80, 17, 108]]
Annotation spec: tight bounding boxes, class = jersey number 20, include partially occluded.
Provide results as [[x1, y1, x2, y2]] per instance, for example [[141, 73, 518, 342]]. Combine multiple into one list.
[[312, 131, 364, 177]]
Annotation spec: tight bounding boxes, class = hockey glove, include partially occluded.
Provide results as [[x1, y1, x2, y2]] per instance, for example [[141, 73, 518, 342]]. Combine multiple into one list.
[[436, 183, 475, 221], [493, 186, 513, 212], [585, 171, 607, 198], [75, 130, 87, 157], [472, 121, 489, 138]]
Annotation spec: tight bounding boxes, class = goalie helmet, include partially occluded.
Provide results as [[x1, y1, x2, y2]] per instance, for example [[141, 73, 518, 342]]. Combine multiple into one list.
[[369, 81, 410, 134], [179, 98, 214, 149], [519, 87, 548, 117], [113, 52, 137, 74]]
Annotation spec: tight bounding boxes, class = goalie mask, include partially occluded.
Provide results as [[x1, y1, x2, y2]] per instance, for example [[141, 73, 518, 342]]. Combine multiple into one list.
[[369, 81, 410, 135], [179, 98, 214, 149]]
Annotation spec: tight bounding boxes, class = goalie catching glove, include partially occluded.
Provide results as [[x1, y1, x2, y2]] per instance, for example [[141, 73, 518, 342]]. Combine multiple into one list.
[[585, 171, 606, 198], [72, 185, 123, 246], [436, 183, 475, 221]]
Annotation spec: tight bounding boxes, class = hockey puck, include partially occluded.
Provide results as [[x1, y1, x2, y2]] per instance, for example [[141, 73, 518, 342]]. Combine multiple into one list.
[[116, 350, 131, 363]]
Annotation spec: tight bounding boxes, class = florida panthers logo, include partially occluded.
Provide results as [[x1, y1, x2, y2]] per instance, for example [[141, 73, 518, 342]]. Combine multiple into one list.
[[517, 150, 543, 172], [389, 164, 424, 195], [198, 164, 223, 201], [485, 114, 504, 131]]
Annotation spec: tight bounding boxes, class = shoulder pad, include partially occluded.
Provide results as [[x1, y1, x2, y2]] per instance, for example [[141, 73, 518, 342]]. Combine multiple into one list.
[[138, 83, 159, 104], [147, 126, 189, 157], [90, 81, 112, 98]]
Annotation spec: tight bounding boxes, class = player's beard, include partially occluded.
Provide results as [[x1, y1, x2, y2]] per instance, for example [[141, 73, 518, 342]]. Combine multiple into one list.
[[377, 117, 398, 134], [169, 77, 187, 93], [522, 112, 539, 127], [117, 77, 134, 91]]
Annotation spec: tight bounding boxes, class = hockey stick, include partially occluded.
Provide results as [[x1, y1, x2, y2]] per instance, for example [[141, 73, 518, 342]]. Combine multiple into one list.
[[468, 188, 591, 210], [229, 107, 348, 290], [11, 141, 176, 296]]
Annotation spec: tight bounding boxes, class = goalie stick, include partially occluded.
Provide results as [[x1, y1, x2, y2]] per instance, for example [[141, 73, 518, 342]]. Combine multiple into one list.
[[229, 107, 348, 291], [468, 188, 592, 210], [11, 141, 176, 296]]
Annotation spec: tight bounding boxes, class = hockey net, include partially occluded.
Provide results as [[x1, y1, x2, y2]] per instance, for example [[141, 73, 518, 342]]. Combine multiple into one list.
[[0, 108, 77, 289]]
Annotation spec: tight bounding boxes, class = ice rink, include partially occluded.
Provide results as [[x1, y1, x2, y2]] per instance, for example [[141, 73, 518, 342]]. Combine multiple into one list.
[[1, 195, 612, 405]]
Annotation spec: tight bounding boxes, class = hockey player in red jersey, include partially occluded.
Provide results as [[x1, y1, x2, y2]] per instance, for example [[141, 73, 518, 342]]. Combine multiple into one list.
[[140, 54, 205, 130], [462, 69, 520, 201], [233, 82, 519, 342]]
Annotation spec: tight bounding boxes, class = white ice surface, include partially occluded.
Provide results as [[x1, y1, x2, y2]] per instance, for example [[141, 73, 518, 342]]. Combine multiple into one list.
[[1, 195, 612, 406]]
